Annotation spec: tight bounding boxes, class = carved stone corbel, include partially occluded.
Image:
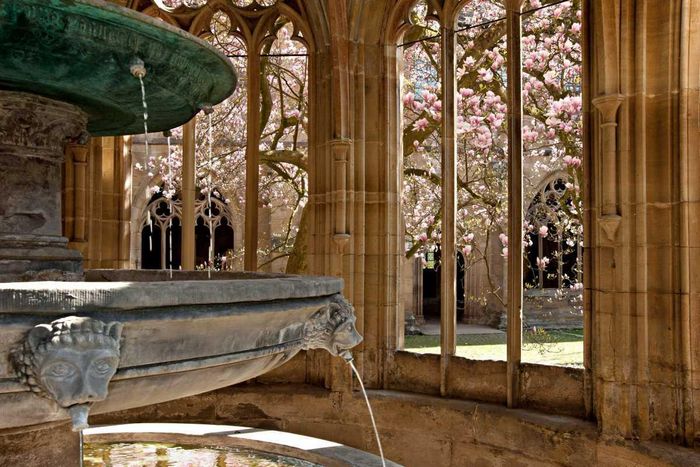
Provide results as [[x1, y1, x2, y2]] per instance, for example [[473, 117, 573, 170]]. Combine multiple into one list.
[[12, 316, 123, 431], [302, 294, 362, 356]]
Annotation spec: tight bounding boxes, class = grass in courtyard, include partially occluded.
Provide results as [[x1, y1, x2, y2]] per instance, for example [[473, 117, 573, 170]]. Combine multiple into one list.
[[403, 329, 584, 367]]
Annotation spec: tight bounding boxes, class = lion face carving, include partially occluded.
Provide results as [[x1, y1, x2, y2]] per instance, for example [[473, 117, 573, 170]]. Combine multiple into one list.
[[12, 316, 122, 430], [302, 295, 363, 356]]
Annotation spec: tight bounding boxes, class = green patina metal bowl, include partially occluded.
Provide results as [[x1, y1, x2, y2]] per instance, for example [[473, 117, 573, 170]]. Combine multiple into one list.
[[0, 0, 237, 136]]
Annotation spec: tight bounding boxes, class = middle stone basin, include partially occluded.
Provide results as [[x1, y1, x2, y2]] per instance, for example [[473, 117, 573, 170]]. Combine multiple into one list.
[[0, 271, 357, 430]]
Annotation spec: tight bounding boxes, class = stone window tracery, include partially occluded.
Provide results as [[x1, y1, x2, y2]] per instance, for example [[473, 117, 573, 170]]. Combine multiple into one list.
[[140, 189, 235, 269], [524, 174, 582, 290], [142, 1, 311, 274]]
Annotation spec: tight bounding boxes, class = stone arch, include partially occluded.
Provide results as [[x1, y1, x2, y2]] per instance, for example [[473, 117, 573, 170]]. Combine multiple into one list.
[[140, 4, 181, 26], [189, 2, 255, 43]]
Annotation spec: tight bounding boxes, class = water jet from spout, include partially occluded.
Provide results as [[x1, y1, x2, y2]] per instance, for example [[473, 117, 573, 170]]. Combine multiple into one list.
[[164, 129, 174, 279], [133, 59, 154, 253], [344, 353, 386, 467], [201, 104, 215, 279]]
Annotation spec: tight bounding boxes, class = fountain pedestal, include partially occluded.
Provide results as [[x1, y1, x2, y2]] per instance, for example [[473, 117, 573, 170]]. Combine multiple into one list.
[[0, 91, 87, 281]]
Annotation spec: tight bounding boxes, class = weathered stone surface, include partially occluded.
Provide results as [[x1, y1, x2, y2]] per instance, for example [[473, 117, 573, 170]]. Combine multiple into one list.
[[0, 422, 79, 467], [12, 316, 123, 431], [302, 294, 362, 356], [93, 383, 700, 467], [0, 275, 361, 431], [0, 274, 344, 313], [0, 91, 86, 281]]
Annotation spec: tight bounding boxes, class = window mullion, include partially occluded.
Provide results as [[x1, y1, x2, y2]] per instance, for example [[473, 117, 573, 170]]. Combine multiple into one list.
[[538, 235, 544, 288], [558, 237, 563, 289], [244, 52, 261, 271], [439, 20, 457, 396], [161, 223, 166, 270], [181, 119, 196, 270], [506, 0, 524, 409]]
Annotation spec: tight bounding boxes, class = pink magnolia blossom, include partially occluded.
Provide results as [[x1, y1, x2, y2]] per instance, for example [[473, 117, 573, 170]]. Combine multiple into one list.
[[563, 155, 582, 168], [400, 0, 583, 307], [413, 118, 429, 132]]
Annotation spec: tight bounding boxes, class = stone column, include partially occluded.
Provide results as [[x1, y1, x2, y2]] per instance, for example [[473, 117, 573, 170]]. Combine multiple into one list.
[[412, 257, 424, 324], [0, 91, 87, 281], [64, 141, 90, 260], [591, 94, 624, 243]]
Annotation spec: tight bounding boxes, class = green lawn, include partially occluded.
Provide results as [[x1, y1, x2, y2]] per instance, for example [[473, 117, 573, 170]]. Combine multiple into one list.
[[403, 329, 584, 367]]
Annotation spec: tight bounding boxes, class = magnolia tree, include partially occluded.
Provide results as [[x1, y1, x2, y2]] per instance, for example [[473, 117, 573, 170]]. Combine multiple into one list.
[[138, 10, 309, 272], [401, 0, 583, 313]]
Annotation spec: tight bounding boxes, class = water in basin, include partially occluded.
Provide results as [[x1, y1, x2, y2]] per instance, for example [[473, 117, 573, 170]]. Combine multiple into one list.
[[84, 442, 321, 467]]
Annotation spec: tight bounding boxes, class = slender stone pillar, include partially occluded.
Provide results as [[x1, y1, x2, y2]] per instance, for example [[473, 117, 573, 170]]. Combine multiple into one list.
[[181, 120, 196, 270], [64, 141, 90, 260], [0, 91, 87, 281]]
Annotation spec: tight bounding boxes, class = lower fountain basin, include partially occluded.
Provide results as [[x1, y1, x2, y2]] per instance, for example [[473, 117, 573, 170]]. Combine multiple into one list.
[[0, 271, 358, 430], [83, 423, 401, 467]]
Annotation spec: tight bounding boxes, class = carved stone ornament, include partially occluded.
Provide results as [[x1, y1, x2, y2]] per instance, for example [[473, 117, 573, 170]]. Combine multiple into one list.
[[302, 294, 363, 356], [599, 214, 621, 243], [12, 316, 123, 431], [0, 91, 87, 153]]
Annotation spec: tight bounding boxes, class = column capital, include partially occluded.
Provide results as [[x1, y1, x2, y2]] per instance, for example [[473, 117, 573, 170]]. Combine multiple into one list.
[[330, 138, 352, 162], [504, 0, 526, 13], [592, 94, 625, 124], [66, 142, 89, 164]]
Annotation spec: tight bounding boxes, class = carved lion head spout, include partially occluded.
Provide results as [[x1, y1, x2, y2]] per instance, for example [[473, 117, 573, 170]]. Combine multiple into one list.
[[302, 295, 363, 357], [12, 316, 123, 431]]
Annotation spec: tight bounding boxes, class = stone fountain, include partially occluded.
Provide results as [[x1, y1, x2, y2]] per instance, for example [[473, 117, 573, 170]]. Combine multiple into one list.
[[0, 0, 361, 459]]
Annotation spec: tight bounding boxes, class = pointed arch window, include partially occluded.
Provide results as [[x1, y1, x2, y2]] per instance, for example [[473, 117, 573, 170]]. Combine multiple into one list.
[[140, 188, 235, 270], [147, 2, 311, 274]]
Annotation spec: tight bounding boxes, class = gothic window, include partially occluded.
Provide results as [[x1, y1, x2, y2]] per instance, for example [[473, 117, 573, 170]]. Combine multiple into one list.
[[524, 176, 582, 290], [140, 189, 235, 270], [147, 2, 311, 273]]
